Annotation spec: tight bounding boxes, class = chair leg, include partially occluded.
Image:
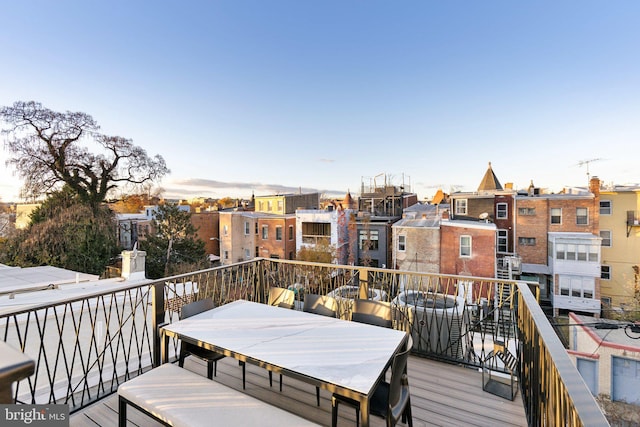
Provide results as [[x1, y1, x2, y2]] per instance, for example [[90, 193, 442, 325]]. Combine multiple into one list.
[[316, 386, 320, 406], [118, 396, 127, 427], [404, 398, 413, 427], [207, 361, 214, 380], [242, 362, 246, 389], [331, 397, 339, 427]]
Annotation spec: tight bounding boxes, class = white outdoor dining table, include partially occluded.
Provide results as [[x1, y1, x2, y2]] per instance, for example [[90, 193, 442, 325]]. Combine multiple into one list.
[[160, 299, 408, 427]]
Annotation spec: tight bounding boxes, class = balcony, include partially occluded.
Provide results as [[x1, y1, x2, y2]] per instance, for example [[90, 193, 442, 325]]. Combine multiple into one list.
[[1, 259, 609, 426], [627, 210, 640, 237]]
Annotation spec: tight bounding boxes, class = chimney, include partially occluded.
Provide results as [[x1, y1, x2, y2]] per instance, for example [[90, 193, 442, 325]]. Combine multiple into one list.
[[121, 249, 147, 280], [589, 176, 601, 196]]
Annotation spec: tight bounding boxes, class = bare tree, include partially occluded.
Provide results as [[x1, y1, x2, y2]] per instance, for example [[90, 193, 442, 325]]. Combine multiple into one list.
[[1, 101, 169, 207]]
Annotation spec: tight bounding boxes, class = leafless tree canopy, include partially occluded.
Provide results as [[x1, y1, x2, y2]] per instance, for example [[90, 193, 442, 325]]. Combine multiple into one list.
[[1, 101, 169, 205]]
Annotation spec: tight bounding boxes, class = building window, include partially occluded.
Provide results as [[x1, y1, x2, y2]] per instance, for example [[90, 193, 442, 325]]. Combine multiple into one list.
[[518, 237, 536, 246], [276, 226, 283, 241], [455, 199, 468, 215], [258, 201, 264, 211], [518, 207, 535, 215], [601, 265, 611, 280], [589, 245, 599, 262], [600, 230, 612, 247], [550, 208, 561, 224], [223, 224, 229, 235], [277, 200, 283, 211], [289, 251, 294, 260], [577, 245, 587, 261], [255, 222, 258, 234], [576, 207, 588, 225], [267, 201, 272, 211], [245, 248, 251, 259], [559, 276, 595, 299], [288, 225, 294, 240], [556, 243, 566, 259], [496, 203, 508, 219], [262, 225, 268, 239], [460, 235, 471, 257], [398, 235, 406, 252], [244, 221, 250, 235], [224, 250, 229, 260], [301, 222, 331, 245], [599, 200, 612, 215], [497, 230, 508, 253], [359, 230, 379, 250]]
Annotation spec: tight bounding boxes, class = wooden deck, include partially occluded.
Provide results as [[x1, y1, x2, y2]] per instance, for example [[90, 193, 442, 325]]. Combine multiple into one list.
[[70, 355, 527, 427]]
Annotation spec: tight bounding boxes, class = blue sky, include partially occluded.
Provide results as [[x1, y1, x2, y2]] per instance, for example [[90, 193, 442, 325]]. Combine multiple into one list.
[[1, 1, 639, 202]]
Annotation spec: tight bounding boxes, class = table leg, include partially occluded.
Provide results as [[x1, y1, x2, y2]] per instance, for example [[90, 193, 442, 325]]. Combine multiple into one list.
[[360, 396, 370, 427], [160, 329, 168, 364]]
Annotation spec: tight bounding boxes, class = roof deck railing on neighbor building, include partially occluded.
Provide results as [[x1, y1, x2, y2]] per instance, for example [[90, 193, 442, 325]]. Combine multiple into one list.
[[1, 258, 608, 426]]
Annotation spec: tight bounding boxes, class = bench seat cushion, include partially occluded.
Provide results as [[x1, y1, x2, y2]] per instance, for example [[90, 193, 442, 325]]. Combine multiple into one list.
[[118, 363, 319, 427]]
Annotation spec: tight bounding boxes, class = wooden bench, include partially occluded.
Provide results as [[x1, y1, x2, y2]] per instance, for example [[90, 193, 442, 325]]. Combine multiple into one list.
[[118, 363, 320, 427]]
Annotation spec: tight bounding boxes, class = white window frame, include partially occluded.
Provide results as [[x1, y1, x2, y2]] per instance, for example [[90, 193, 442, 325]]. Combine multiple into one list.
[[261, 225, 268, 239], [576, 207, 588, 225], [496, 203, 508, 219], [600, 230, 612, 247], [460, 235, 472, 257], [223, 224, 229, 236], [497, 229, 508, 253], [599, 200, 612, 215], [601, 265, 611, 280], [550, 208, 562, 225], [244, 221, 250, 235], [288, 225, 294, 240], [275, 226, 283, 241], [455, 199, 468, 215], [398, 235, 406, 252], [245, 248, 251, 259]]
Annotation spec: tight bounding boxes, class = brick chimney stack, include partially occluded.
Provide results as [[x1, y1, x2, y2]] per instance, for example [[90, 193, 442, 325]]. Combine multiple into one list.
[[589, 176, 601, 196]]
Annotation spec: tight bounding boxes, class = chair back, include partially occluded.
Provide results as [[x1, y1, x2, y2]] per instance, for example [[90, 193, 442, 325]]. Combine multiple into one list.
[[303, 294, 338, 318], [388, 335, 412, 421], [351, 299, 392, 328], [180, 298, 215, 320], [268, 287, 295, 309]]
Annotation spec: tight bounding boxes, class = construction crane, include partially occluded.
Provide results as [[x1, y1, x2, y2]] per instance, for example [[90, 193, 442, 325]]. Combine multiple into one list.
[[576, 158, 603, 182]]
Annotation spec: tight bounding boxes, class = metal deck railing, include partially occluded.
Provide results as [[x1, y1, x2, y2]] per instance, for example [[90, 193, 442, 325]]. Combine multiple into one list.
[[1, 258, 608, 426]]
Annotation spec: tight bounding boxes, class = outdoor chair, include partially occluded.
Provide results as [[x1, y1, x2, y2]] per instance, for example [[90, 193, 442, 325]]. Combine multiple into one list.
[[303, 294, 339, 405], [268, 286, 296, 309], [178, 299, 246, 388], [331, 335, 414, 427], [351, 299, 393, 328], [303, 293, 338, 318]]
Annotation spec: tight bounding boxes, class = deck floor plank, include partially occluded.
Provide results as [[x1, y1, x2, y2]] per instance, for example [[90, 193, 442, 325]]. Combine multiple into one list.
[[71, 355, 527, 427]]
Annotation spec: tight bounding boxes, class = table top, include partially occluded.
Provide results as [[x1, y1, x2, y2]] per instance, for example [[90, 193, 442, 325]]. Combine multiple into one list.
[[162, 299, 407, 396]]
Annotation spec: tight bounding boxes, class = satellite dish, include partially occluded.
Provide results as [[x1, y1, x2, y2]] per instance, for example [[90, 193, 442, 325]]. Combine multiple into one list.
[[479, 212, 489, 220]]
